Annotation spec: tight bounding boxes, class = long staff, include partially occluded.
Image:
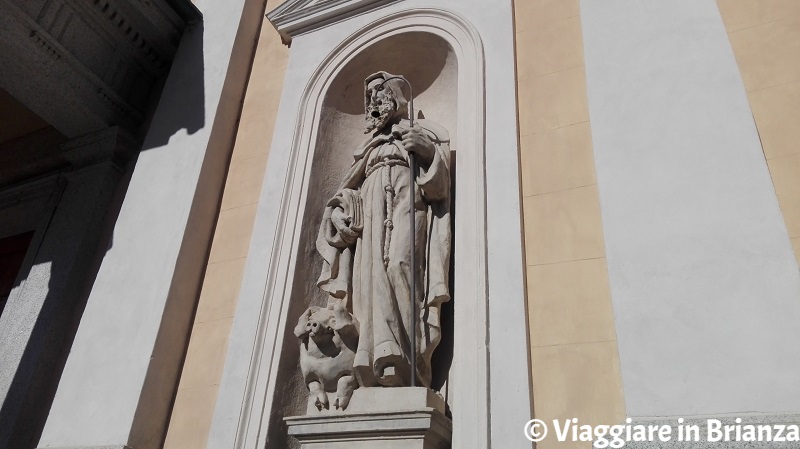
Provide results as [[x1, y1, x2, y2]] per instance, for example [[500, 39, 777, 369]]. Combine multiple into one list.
[[377, 76, 416, 387]]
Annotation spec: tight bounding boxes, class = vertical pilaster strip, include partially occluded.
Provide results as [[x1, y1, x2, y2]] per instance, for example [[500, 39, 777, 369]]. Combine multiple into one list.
[[162, 7, 290, 447], [514, 0, 626, 443]]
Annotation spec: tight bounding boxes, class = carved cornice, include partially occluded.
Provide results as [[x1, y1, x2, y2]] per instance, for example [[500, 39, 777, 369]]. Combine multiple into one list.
[[0, 0, 200, 137], [267, 0, 398, 42], [29, 31, 62, 62], [61, 126, 140, 171], [0, 176, 61, 212], [89, 0, 173, 71]]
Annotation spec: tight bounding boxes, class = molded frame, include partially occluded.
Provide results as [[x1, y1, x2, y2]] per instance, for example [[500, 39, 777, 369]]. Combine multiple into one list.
[[211, 6, 532, 449]]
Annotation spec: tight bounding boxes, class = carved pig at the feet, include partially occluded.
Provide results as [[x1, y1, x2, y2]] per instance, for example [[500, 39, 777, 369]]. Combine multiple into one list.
[[294, 304, 359, 411]]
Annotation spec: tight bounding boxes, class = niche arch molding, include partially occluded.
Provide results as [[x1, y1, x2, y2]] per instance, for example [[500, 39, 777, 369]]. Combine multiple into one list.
[[211, 8, 497, 449]]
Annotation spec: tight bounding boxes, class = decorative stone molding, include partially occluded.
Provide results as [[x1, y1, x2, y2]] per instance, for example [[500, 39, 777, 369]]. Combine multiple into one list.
[[209, 6, 524, 449], [286, 388, 451, 449], [267, 0, 399, 42], [0, 177, 62, 213], [28, 31, 62, 62], [96, 89, 143, 123], [61, 126, 140, 171], [0, 0, 200, 137], [89, 0, 172, 71]]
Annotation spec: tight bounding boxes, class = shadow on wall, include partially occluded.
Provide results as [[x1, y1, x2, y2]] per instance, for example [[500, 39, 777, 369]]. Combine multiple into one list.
[[140, 21, 206, 150], [0, 20, 207, 449]]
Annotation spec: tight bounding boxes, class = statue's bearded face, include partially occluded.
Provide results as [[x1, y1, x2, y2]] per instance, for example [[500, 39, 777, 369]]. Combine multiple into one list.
[[364, 78, 397, 133]]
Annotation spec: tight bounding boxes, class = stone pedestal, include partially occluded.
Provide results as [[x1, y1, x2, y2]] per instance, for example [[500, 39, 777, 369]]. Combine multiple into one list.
[[285, 387, 452, 449]]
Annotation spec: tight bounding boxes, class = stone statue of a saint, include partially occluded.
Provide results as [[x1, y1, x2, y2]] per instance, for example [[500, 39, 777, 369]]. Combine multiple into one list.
[[315, 71, 451, 389]]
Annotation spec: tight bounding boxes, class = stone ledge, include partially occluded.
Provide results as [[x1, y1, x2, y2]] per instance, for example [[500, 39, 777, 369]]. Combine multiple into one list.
[[286, 409, 452, 440], [286, 387, 451, 448], [35, 446, 132, 449], [303, 385, 446, 415]]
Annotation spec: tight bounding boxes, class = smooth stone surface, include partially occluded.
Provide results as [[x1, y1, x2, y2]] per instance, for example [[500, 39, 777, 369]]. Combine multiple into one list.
[[288, 387, 451, 449]]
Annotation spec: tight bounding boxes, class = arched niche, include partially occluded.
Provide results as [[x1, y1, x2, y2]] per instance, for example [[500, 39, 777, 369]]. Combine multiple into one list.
[[307, 31, 458, 207], [214, 9, 491, 449], [271, 29, 459, 448]]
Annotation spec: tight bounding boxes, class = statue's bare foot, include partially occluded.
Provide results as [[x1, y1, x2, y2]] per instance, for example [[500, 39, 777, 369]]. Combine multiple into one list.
[[333, 375, 358, 410], [308, 381, 328, 410]]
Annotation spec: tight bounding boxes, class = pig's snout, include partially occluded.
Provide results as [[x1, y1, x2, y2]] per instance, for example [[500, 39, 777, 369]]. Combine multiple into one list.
[[307, 320, 332, 339]]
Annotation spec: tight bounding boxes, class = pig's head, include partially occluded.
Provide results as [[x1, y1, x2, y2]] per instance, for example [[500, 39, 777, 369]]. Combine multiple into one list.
[[294, 306, 335, 343]]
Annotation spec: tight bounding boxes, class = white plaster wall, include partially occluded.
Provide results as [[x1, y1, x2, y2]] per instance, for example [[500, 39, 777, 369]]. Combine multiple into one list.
[[210, 1, 530, 448], [581, 0, 800, 417]]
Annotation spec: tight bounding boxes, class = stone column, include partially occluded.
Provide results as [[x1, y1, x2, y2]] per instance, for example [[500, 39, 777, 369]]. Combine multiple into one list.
[[36, 0, 266, 448], [0, 127, 137, 449]]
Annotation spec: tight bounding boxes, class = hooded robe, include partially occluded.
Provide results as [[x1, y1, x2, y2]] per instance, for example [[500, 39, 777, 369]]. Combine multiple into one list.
[[315, 74, 451, 387]]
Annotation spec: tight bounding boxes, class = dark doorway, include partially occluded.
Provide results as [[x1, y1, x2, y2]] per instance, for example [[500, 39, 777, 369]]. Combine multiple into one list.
[[0, 231, 34, 318]]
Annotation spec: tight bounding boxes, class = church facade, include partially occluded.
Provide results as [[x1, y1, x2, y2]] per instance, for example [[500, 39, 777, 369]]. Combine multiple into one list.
[[1, 0, 799, 448]]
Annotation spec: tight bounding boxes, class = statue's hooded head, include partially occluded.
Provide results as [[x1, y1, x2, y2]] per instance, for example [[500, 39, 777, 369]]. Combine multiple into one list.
[[364, 71, 409, 134]]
